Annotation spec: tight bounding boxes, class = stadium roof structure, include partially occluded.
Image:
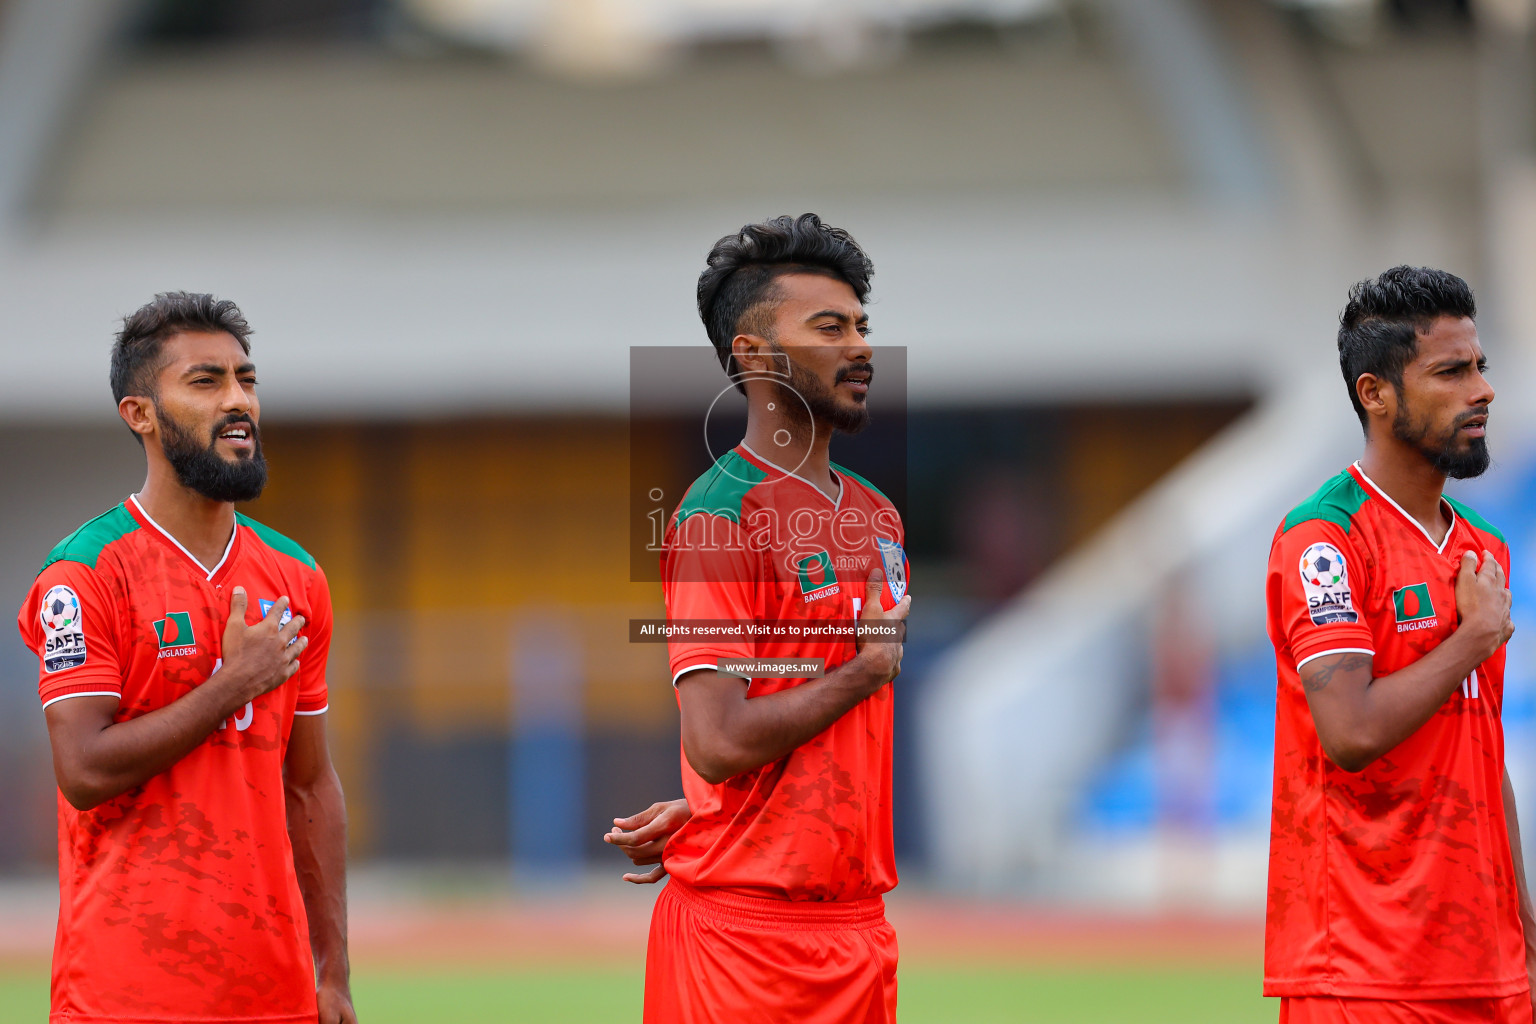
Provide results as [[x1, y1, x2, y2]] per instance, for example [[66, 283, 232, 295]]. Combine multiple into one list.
[[0, 198, 1359, 420], [0, 0, 1524, 422], [408, 0, 1061, 55]]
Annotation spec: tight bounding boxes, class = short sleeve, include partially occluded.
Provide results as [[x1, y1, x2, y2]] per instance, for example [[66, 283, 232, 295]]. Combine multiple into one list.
[[662, 515, 759, 686], [17, 561, 124, 708], [294, 566, 332, 715], [1269, 519, 1376, 669]]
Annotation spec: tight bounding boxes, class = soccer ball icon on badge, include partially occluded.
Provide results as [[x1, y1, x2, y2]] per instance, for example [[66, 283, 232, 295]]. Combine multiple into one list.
[[1300, 543, 1346, 589], [40, 585, 81, 631]]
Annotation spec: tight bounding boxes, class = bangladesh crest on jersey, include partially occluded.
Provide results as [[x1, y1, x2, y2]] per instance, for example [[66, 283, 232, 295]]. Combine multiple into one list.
[[876, 537, 907, 603]]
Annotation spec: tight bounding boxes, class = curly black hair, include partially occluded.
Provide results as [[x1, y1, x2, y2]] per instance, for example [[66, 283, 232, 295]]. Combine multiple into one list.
[[111, 291, 252, 404], [1338, 266, 1476, 426], [697, 213, 874, 383]]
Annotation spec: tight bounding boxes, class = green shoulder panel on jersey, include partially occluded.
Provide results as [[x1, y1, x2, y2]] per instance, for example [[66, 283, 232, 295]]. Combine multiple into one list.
[[235, 513, 318, 570], [830, 461, 892, 505], [1281, 470, 1371, 535], [38, 504, 140, 576], [1445, 495, 1505, 543], [675, 450, 766, 525]]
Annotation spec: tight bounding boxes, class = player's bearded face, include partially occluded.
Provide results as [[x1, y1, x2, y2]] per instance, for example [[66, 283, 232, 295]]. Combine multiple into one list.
[[156, 402, 268, 502], [1392, 392, 1490, 480], [772, 344, 871, 435]]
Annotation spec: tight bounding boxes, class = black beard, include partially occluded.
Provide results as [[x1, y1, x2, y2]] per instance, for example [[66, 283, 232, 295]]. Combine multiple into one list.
[[1392, 402, 1490, 480], [158, 405, 268, 502], [772, 350, 871, 436]]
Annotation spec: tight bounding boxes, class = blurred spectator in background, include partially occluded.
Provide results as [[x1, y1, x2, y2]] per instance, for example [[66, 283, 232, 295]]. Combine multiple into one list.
[[1150, 579, 1217, 902]]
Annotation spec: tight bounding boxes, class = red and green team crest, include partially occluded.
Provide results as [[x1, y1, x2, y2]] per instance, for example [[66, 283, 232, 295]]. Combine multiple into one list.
[[154, 611, 195, 649], [796, 551, 837, 595], [1393, 583, 1435, 623]]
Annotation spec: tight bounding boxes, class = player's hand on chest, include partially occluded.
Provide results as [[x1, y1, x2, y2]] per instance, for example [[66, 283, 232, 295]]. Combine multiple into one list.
[[1368, 554, 1457, 643], [132, 570, 303, 684]]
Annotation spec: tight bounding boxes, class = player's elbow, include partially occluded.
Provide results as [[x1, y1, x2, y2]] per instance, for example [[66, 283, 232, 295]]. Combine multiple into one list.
[[681, 736, 748, 786], [283, 763, 341, 802], [684, 749, 735, 786], [691, 765, 729, 786], [54, 767, 116, 811], [61, 788, 106, 812], [1320, 735, 1381, 774]]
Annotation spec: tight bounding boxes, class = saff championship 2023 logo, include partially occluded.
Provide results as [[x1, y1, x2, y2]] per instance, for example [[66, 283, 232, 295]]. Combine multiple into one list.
[[1299, 542, 1358, 625], [39, 584, 88, 673]]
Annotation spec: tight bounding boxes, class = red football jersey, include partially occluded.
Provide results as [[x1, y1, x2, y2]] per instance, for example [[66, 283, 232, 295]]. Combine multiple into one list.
[[661, 444, 907, 902], [1265, 463, 1526, 998], [16, 497, 330, 1024]]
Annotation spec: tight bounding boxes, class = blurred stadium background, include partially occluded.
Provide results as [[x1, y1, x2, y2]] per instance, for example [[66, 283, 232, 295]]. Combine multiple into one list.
[[4, 0, 1536, 1020]]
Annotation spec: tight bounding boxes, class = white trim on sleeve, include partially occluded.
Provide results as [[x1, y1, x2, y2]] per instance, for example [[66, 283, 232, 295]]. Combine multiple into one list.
[[672, 662, 717, 687], [41, 690, 121, 710], [293, 705, 329, 716], [1296, 647, 1374, 671]]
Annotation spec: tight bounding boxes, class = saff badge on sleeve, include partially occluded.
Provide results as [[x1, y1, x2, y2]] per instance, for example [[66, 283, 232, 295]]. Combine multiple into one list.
[[875, 537, 907, 603]]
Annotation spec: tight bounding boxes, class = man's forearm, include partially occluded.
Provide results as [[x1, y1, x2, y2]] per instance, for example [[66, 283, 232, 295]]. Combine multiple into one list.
[[286, 767, 350, 987], [1502, 771, 1536, 958], [47, 675, 257, 809], [1310, 629, 1491, 770], [681, 654, 886, 784]]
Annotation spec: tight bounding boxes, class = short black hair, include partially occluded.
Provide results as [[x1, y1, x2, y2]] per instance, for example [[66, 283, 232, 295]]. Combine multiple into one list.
[[1338, 266, 1476, 426], [697, 213, 874, 381], [111, 291, 253, 405]]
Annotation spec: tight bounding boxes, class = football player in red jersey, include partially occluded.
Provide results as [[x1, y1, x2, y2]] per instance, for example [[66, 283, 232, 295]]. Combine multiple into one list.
[[16, 293, 354, 1024], [606, 214, 911, 1024], [1266, 267, 1533, 1023]]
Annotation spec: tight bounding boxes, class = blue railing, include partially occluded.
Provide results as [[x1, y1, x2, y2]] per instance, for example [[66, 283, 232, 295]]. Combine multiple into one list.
[[1077, 459, 1536, 838]]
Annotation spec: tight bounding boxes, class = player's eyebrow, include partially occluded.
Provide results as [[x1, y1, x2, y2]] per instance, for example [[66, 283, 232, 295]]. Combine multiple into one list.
[[804, 309, 869, 325], [1426, 355, 1479, 373], [183, 361, 256, 378]]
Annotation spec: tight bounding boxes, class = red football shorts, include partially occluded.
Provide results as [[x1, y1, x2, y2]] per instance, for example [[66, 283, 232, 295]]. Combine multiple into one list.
[[1280, 993, 1534, 1024], [643, 878, 898, 1024]]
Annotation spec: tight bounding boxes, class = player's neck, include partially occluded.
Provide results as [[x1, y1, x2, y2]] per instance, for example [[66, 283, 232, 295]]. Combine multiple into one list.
[[135, 466, 237, 571], [742, 411, 836, 499], [1358, 444, 1450, 544]]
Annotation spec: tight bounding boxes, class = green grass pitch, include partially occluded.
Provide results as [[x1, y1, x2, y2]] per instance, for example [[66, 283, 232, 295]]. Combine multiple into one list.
[[0, 965, 1274, 1022]]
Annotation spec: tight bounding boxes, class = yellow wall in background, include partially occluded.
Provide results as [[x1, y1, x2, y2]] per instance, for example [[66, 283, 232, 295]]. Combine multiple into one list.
[[241, 419, 672, 854]]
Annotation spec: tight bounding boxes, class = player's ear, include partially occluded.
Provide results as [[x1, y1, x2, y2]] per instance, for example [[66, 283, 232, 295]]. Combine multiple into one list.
[[1355, 372, 1392, 422], [732, 334, 765, 373], [118, 395, 157, 441]]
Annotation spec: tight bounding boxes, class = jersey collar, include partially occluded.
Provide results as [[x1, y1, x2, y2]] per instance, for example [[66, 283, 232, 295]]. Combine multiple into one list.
[[1349, 462, 1459, 555], [738, 442, 844, 511], [127, 494, 242, 582]]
